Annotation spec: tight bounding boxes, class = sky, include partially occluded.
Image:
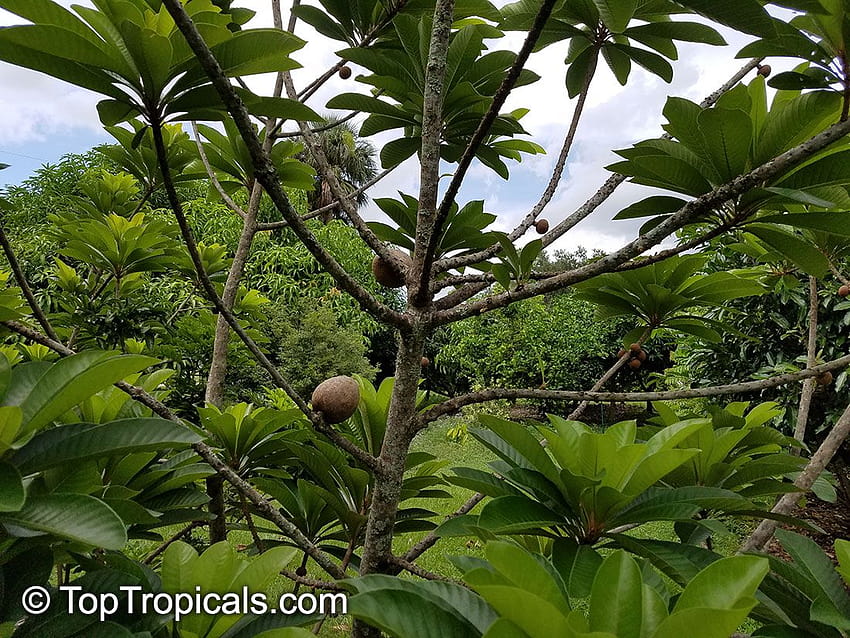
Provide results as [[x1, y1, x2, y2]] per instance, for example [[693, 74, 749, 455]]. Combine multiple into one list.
[[0, 1, 797, 255]]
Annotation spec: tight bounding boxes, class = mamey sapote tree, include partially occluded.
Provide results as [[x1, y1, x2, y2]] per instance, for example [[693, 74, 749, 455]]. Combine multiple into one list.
[[2, 1, 850, 637]]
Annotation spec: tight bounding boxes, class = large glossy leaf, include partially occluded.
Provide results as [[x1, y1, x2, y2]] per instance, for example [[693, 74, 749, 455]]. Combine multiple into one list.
[[1, 353, 157, 436], [745, 224, 830, 276], [589, 552, 644, 638], [2, 493, 126, 548], [347, 576, 487, 638], [0, 460, 25, 512], [10, 418, 201, 473]]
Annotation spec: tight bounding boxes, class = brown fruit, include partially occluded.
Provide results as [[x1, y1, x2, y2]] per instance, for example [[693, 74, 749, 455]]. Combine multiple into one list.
[[629, 358, 642, 370], [817, 371, 833, 386], [421, 356, 430, 368], [311, 376, 360, 424], [535, 219, 549, 234], [839, 285, 850, 298], [629, 343, 642, 353], [637, 349, 647, 362], [757, 64, 772, 77], [339, 65, 352, 79], [295, 566, 308, 577], [371, 250, 410, 288], [617, 348, 627, 358]]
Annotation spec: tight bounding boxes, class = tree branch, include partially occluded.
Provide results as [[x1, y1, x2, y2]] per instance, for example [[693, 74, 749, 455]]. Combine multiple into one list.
[[415, 352, 850, 428], [280, 72, 401, 270], [387, 555, 464, 585], [0, 224, 59, 341], [280, 568, 344, 591], [401, 492, 485, 563], [256, 166, 395, 232], [409, 0, 456, 305], [432, 58, 765, 307], [432, 115, 850, 325], [0, 318, 346, 579], [793, 276, 819, 446], [434, 45, 599, 275], [153, 118, 381, 471], [160, 0, 407, 329], [412, 0, 559, 306], [739, 399, 850, 553], [190, 121, 248, 220], [567, 326, 651, 421]]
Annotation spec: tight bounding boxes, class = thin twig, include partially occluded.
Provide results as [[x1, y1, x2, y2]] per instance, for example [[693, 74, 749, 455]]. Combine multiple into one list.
[[190, 121, 248, 220]]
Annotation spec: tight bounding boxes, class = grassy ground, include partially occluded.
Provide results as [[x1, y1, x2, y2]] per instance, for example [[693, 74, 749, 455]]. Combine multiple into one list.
[[126, 416, 759, 637]]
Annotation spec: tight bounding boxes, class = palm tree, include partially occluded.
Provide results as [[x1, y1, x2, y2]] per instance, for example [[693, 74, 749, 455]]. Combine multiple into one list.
[[302, 116, 378, 222]]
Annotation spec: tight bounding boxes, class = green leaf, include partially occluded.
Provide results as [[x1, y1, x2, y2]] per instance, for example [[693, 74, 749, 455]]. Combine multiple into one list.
[[477, 496, 563, 533], [624, 22, 726, 46], [674, 0, 776, 37], [0, 461, 25, 512], [614, 196, 688, 220], [565, 46, 597, 99], [381, 137, 421, 169], [673, 554, 768, 612], [347, 579, 485, 638], [11, 418, 201, 473], [768, 71, 833, 90], [756, 212, 850, 236], [614, 44, 673, 82], [552, 538, 603, 598], [10, 352, 158, 435], [96, 99, 139, 127], [697, 108, 753, 181], [745, 224, 830, 276], [593, 0, 636, 33], [589, 552, 644, 638], [2, 493, 126, 549]]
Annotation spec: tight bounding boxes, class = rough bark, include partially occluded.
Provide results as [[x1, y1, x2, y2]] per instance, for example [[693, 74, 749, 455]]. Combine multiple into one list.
[[204, 183, 261, 407], [793, 276, 819, 447], [409, 0, 455, 306]]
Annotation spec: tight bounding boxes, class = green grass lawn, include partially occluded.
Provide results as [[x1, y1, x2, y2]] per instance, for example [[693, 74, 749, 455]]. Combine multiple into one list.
[[125, 416, 761, 637]]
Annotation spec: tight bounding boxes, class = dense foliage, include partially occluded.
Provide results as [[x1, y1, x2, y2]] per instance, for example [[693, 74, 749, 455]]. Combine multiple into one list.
[[0, 0, 849, 637]]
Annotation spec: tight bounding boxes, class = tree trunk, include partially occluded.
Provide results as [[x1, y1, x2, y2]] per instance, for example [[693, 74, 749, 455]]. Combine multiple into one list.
[[793, 276, 818, 448], [204, 183, 261, 406], [353, 328, 426, 637], [206, 474, 227, 544]]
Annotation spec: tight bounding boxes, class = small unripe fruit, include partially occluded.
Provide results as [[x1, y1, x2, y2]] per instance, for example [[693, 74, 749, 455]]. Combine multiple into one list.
[[637, 349, 647, 362], [617, 348, 627, 358], [816, 371, 833, 386], [371, 250, 410, 288], [839, 285, 850, 298], [421, 356, 430, 368], [295, 566, 308, 577], [339, 65, 352, 79], [535, 219, 549, 234], [311, 375, 360, 424], [629, 343, 642, 353], [629, 358, 642, 370], [757, 64, 772, 77]]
